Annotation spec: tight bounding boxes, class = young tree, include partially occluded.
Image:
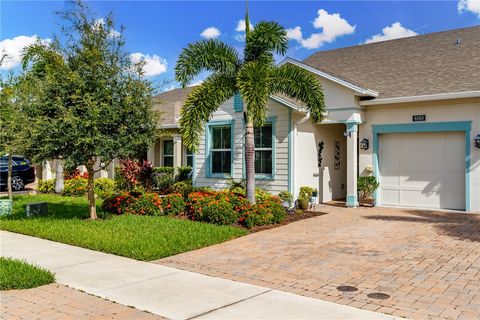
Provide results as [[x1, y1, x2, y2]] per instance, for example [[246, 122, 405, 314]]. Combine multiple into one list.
[[176, 8, 325, 203], [22, 1, 159, 219], [0, 74, 31, 200]]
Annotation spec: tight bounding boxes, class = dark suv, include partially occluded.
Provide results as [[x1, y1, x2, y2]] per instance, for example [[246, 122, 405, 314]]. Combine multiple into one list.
[[0, 156, 36, 191]]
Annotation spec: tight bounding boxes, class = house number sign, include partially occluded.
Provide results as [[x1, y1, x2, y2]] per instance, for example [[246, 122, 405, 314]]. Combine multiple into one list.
[[412, 114, 426, 122]]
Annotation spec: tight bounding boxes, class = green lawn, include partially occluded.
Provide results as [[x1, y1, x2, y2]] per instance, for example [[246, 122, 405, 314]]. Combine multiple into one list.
[[0, 257, 55, 290], [0, 194, 247, 261]]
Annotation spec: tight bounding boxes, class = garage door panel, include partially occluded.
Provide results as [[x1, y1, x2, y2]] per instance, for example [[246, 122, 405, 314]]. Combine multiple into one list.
[[444, 174, 465, 192], [445, 154, 465, 173], [401, 154, 443, 172], [445, 133, 465, 152], [379, 131, 465, 210], [401, 174, 443, 191], [402, 134, 445, 153], [445, 192, 465, 210], [380, 189, 401, 206], [402, 190, 441, 207], [381, 175, 401, 187], [379, 154, 400, 175]]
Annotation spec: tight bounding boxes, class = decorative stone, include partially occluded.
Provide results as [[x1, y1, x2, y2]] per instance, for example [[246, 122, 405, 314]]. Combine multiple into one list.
[[26, 202, 48, 217], [0, 199, 13, 216]]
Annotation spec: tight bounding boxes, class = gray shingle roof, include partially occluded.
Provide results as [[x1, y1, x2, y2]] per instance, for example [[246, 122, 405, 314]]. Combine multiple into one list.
[[303, 26, 480, 99], [152, 86, 196, 125]]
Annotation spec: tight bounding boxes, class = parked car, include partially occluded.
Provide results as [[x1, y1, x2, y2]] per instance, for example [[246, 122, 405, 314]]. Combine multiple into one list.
[[0, 156, 36, 191]]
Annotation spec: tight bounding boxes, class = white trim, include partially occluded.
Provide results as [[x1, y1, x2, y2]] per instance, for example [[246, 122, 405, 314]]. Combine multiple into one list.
[[278, 57, 379, 97], [360, 91, 480, 106], [269, 95, 307, 112], [159, 124, 179, 129]]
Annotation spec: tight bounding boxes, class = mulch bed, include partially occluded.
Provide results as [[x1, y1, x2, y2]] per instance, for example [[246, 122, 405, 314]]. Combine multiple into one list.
[[246, 210, 328, 233]]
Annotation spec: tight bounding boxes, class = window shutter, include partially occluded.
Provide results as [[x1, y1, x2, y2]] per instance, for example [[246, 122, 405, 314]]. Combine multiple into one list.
[[233, 94, 243, 112]]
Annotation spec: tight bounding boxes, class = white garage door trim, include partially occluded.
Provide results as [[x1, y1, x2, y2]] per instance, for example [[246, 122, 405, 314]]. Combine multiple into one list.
[[372, 121, 472, 211]]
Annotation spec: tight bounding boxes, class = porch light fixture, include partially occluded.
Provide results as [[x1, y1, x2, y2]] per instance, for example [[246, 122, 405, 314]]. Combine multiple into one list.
[[360, 138, 369, 150], [474, 134, 480, 148]]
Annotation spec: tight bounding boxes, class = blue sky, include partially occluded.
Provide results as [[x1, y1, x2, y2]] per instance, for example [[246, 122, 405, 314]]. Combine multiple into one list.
[[1, 1, 479, 91]]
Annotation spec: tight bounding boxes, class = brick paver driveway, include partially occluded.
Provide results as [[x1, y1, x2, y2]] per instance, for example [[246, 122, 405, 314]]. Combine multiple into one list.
[[0, 283, 164, 319], [156, 206, 480, 320]]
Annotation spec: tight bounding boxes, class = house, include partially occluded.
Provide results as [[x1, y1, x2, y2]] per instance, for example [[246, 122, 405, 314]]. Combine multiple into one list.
[[152, 26, 480, 212]]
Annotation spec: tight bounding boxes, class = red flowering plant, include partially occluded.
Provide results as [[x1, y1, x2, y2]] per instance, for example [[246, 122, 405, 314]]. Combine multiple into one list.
[[161, 193, 186, 216], [185, 190, 219, 219], [102, 192, 135, 215], [241, 195, 286, 228], [102, 192, 162, 216]]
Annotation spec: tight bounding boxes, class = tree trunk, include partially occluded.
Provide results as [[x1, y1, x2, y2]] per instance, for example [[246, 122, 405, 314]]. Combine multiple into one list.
[[245, 119, 256, 204], [54, 159, 64, 194], [7, 154, 13, 200], [86, 163, 97, 220]]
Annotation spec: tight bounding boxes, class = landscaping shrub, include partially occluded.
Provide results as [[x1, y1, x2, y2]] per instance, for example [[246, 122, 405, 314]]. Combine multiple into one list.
[[153, 172, 176, 194], [196, 199, 238, 225], [161, 193, 185, 216], [94, 178, 116, 198], [102, 192, 135, 215], [61, 177, 115, 198], [64, 167, 88, 180], [278, 191, 293, 206], [116, 159, 155, 192], [37, 179, 55, 193], [102, 192, 162, 216], [241, 196, 286, 228], [170, 181, 193, 198], [126, 193, 162, 216], [177, 166, 193, 181], [63, 177, 88, 196]]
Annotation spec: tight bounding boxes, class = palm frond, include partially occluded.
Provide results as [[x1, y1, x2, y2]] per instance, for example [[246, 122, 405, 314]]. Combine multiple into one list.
[[237, 61, 271, 126], [175, 39, 241, 87], [269, 64, 326, 122], [245, 21, 288, 63], [179, 74, 237, 150]]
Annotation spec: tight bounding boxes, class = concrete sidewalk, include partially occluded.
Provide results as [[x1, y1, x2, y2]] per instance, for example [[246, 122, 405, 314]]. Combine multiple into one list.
[[0, 231, 399, 320]]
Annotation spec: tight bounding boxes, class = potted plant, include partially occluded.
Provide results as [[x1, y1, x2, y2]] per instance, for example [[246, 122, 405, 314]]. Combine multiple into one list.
[[297, 186, 317, 210], [357, 176, 379, 206]]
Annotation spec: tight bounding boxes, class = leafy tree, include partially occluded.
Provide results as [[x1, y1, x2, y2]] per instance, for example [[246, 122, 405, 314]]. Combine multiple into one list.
[[21, 1, 159, 219], [175, 7, 325, 203], [0, 75, 30, 200]]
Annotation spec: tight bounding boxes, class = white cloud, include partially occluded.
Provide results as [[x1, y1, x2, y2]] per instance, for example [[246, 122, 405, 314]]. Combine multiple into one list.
[[94, 18, 121, 38], [364, 22, 418, 44], [200, 27, 221, 39], [130, 53, 167, 77], [234, 19, 254, 42], [235, 19, 254, 32], [458, 0, 480, 17], [0, 35, 51, 70], [286, 9, 355, 49]]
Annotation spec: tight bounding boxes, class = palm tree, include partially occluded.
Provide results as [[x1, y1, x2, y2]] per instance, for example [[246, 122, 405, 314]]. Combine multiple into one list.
[[176, 8, 325, 203]]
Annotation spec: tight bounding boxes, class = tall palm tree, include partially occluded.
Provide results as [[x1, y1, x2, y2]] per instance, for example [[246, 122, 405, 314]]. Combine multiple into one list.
[[176, 9, 325, 203]]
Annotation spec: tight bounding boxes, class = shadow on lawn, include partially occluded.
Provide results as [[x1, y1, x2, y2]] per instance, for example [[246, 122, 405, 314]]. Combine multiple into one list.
[[364, 209, 480, 242]]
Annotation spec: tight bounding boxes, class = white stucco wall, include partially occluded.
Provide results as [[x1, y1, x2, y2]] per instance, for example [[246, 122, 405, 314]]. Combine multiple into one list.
[[358, 98, 480, 212], [293, 119, 347, 201]]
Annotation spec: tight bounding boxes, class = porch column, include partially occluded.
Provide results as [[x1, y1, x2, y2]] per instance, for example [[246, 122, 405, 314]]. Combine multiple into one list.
[[346, 122, 359, 207], [173, 135, 182, 167], [147, 143, 155, 165]]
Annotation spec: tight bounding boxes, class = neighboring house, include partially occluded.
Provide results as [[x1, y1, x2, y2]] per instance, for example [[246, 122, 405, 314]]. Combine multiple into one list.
[[152, 26, 480, 212]]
